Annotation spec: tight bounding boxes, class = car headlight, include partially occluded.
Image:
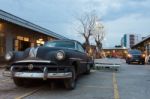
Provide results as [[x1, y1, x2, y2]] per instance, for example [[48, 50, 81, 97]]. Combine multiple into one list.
[[141, 54, 146, 58], [5, 52, 13, 61], [127, 54, 132, 58], [55, 50, 65, 60]]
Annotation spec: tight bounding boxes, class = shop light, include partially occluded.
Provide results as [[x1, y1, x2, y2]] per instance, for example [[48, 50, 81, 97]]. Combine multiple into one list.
[[36, 40, 40, 44], [0, 23, 2, 30], [41, 41, 45, 45], [17, 36, 23, 40], [24, 37, 29, 42], [124, 51, 127, 54], [107, 51, 110, 54], [39, 38, 43, 41]]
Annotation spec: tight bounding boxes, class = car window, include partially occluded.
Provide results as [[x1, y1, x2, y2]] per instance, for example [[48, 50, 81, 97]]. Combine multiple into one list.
[[77, 43, 85, 53], [44, 41, 75, 49]]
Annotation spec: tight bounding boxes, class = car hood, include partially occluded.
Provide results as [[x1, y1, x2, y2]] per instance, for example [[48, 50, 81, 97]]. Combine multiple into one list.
[[130, 54, 141, 56], [24, 46, 71, 61]]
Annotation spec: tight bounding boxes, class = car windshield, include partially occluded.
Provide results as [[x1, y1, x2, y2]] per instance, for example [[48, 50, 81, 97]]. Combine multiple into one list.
[[128, 50, 142, 54], [44, 41, 75, 49]]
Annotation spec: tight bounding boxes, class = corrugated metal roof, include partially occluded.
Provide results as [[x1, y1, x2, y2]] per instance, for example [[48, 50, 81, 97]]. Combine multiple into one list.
[[132, 35, 150, 47], [0, 9, 67, 40], [103, 47, 128, 50]]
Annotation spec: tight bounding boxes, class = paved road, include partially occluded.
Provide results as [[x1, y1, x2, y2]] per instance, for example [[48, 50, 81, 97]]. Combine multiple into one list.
[[117, 64, 150, 99], [0, 63, 150, 99]]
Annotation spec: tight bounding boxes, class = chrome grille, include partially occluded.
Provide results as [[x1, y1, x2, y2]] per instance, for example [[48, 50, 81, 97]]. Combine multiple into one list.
[[132, 55, 141, 58], [11, 62, 70, 73]]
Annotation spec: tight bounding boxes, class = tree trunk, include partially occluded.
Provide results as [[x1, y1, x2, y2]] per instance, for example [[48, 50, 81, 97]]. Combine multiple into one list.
[[85, 38, 89, 46], [95, 41, 102, 58], [96, 41, 102, 51]]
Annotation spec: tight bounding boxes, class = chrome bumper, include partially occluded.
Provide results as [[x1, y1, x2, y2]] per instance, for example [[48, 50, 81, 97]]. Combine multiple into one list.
[[3, 66, 72, 80], [3, 71, 72, 79], [13, 72, 72, 79]]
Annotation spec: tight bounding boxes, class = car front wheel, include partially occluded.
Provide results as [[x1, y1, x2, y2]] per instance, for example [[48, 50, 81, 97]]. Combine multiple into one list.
[[127, 61, 130, 64], [13, 78, 25, 87], [64, 67, 76, 90], [142, 61, 145, 65]]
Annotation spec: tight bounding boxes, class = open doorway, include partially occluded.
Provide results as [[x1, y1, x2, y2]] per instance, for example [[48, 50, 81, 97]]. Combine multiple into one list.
[[19, 40, 30, 51], [14, 39, 31, 51]]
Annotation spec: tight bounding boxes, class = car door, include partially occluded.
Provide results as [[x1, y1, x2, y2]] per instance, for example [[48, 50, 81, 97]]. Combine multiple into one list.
[[76, 42, 88, 73]]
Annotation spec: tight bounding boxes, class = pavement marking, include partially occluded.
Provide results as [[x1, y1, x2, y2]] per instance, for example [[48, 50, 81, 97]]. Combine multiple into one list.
[[15, 86, 44, 99], [91, 70, 97, 72], [81, 85, 112, 89], [113, 72, 120, 99]]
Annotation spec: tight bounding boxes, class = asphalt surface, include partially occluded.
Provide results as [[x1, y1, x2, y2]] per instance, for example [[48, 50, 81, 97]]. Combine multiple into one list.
[[0, 63, 150, 99]]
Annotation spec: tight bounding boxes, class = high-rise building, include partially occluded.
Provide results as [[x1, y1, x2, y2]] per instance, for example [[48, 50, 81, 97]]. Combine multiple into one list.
[[121, 34, 142, 48]]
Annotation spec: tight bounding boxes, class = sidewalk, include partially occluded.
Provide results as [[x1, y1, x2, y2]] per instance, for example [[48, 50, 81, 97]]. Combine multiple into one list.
[[94, 58, 125, 71], [94, 58, 125, 64]]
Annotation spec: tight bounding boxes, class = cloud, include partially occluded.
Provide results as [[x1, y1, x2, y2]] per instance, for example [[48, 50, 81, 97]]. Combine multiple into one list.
[[104, 13, 150, 47], [0, 0, 150, 47]]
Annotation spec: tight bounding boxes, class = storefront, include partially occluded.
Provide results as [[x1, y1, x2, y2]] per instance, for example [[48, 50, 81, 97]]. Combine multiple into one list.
[[103, 48, 128, 58], [145, 43, 150, 56], [0, 32, 5, 56], [0, 10, 67, 63], [132, 35, 150, 56]]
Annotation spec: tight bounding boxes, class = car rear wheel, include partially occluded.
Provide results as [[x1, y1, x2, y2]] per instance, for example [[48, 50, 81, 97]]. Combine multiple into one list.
[[85, 64, 91, 74], [64, 67, 76, 90], [13, 78, 25, 87]]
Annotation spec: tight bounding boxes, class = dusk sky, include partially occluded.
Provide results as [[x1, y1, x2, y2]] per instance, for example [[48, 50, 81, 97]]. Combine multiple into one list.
[[0, 0, 150, 47]]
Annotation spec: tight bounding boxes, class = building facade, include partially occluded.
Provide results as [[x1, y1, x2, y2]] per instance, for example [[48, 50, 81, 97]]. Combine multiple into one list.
[[0, 10, 67, 62], [121, 34, 142, 48], [103, 47, 128, 59], [132, 35, 150, 56]]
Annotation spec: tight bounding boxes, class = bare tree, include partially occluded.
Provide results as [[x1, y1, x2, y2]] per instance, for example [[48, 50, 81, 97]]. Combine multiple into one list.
[[76, 11, 105, 58], [93, 22, 105, 53], [76, 12, 97, 52]]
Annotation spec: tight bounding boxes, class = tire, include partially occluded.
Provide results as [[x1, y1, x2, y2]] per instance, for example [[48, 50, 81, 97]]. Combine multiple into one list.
[[126, 60, 130, 64], [142, 61, 145, 65], [128, 61, 131, 64], [13, 78, 25, 87], [85, 64, 91, 74], [115, 68, 118, 71], [138, 61, 141, 64], [64, 67, 76, 90]]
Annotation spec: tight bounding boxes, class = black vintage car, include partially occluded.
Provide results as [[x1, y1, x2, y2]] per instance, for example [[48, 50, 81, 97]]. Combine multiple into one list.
[[126, 49, 145, 64], [4, 40, 93, 89]]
